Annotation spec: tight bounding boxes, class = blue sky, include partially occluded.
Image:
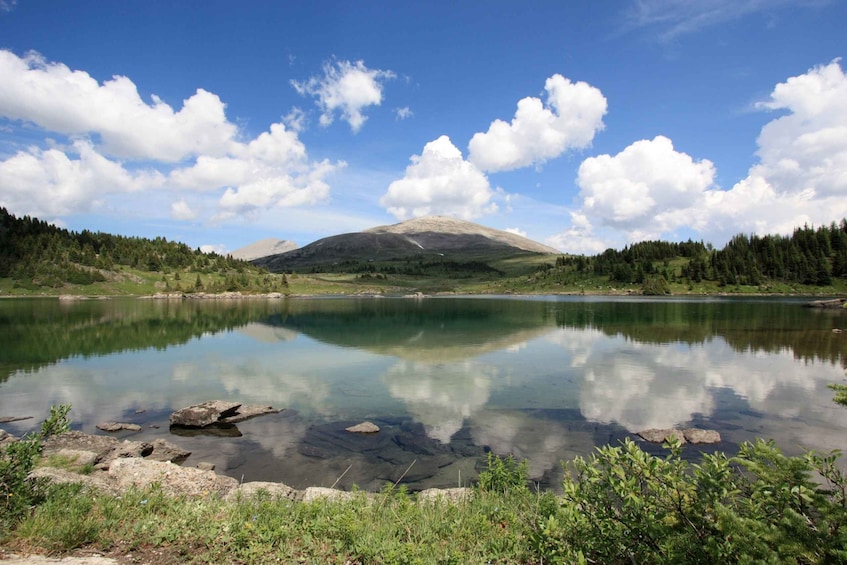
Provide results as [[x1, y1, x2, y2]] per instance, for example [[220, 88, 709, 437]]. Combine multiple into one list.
[[1, 1, 845, 254]]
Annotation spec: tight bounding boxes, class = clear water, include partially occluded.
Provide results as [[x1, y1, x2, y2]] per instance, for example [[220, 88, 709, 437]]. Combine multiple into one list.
[[1, 295, 846, 491]]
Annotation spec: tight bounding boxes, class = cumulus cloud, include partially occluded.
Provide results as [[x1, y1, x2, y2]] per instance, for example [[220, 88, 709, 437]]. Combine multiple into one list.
[[554, 60, 847, 253], [577, 135, 716, 235], [546, 212, 609, 255], [395, 106, 413, 120], [291, 59, 395, 132], [505, 227, 526, 238], [0, 50, 236, 162], [0, 140, 163, 217], [468, 74, 607, 172], [170, 199, 196, 221], [380, 135, 499, 220], [0, 50, 341, 222]]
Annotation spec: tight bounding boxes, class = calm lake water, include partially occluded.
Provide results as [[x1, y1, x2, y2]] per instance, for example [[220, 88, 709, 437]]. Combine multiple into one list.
[[1, 295, 846, 491]]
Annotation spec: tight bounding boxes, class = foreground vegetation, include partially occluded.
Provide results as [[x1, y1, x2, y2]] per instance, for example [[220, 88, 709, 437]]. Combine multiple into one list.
[[3, 409, 847, 563]]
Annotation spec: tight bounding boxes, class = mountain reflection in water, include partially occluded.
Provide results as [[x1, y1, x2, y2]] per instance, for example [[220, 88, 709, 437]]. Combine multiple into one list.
[[1, 296, 845, 491]]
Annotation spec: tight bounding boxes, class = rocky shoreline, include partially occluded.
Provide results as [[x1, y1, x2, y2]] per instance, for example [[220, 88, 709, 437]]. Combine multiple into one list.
[[2, 399, 722, 506]]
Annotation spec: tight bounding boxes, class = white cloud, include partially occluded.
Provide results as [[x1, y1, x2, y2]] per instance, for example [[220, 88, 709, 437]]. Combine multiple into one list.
[[546, 212, 609, 255], [199, 243, 227, 255], [623, 0, 814, 42], [0, 139, 163, 217], [380, 135, 499, 220], [555, 60, 847, 251], [0, 50, 237, 162], [170, 199, 196, 221], [395, 106, 413, 120], [468, 74, 607, 173], [576, 135, 716, 236], [0, 50, 342, 223], [505, 227, 526, 238], [291, 59, 395, 133]]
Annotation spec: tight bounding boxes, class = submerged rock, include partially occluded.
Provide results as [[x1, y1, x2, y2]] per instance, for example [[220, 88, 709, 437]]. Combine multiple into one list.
[[682, 428, 721, 444], [636, 428, 721, 445], [0, 415, 33, 424], [96, 422, 142, 432], [219, 404, 281, 424], [346, 421, 380, 434], [805, 298, 847, 309]]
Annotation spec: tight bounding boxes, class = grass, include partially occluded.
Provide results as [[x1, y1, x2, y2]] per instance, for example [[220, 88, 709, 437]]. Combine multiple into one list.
[[6, 483, 542, 563], [4, 251, 846, 298], [5, 439, 847, 564]]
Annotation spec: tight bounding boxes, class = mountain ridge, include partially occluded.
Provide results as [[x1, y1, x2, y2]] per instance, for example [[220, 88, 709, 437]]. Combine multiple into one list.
[[252, 216, 559, 272], [231, 238, 298, 261]]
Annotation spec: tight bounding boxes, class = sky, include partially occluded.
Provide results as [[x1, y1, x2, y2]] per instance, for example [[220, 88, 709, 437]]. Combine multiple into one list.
[[0, 1, 845, 255]]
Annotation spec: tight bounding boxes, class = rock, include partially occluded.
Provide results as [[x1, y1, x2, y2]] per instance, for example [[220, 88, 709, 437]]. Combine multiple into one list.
[[42, 431, 119, 461], [637, 429, 687, 444], [169, 400, 242, 427], [169, 401, 279, 428], [806, 298, 847, 309], [301, 486, 357, 503], [219, 404, 281, 424], [0, 415, 33, 423], [228, 481, 299, 502], [345, 421, 380, 434], [96, 422, 142, 432], [0, 429, 18, 447], [146, 438, 191, 464], [54, 448, 99, 467], [29, 466, 118, 495], [196, 462, 216, 471], [682, 428, 721, 444], [417, 487, 472, 504], [109, 458, 238, 498], [636, 428, 721, 444], [102, 440, 155, 465]]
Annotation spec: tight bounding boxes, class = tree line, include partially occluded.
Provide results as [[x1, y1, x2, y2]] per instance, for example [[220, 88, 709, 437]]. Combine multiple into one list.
[[551, 219, 847, 289], [0, 207, 262, 289]]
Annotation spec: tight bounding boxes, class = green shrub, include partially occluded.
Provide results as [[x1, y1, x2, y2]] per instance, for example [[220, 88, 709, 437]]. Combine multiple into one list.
[[475, 452, 529, 495], [538, 437, 847, 564], [0, 404, 71, 535]]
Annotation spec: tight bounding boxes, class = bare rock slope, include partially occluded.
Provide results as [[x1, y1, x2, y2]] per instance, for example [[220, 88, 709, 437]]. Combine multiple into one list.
[[255, 216, 558, 272], [231, 238, 297, 261]]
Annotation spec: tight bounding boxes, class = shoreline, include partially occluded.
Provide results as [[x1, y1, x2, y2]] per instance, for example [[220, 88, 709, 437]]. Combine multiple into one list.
[[0, 289, 843, 301]]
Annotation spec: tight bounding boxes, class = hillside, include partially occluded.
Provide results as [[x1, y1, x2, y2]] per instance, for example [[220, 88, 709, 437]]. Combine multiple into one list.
[[253, 216, 558, 273], [0, 207, 288, 295]]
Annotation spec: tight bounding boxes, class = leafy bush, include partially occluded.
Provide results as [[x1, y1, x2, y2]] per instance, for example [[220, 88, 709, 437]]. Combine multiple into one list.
[[1, 404, 71, 534], [475, 452, 529, 495], [537, 437, 847, 564]]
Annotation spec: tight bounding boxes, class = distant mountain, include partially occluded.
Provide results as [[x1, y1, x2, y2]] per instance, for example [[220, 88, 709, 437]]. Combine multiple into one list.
[[231, 238, 298, 261], [253, 216, 559, 272]]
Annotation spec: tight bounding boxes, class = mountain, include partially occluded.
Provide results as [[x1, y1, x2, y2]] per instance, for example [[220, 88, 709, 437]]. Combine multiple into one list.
[[231, 238, 298, 261], [253, 216, 559, 272]]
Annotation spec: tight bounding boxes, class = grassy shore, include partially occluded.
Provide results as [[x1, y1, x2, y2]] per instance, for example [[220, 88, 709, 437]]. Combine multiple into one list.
[[3, 430, 847, 563], [3, 266, 846, 299]]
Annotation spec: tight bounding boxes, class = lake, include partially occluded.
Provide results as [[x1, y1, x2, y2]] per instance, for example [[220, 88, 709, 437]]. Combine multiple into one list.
[[1, 295, 846, 492]]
